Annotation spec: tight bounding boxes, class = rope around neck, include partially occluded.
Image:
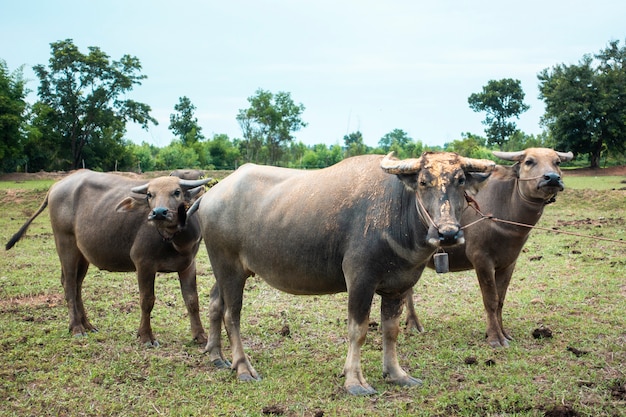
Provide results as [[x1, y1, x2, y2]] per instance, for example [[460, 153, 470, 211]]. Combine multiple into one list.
[[462, 197, 626, 244]]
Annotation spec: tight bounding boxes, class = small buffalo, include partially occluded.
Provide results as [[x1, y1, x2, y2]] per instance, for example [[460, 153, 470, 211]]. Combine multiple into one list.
[[170, 169, 204, 180], [6, 170, 211, 346], [199, 152, 495, 395], [404, 148, 573, 347]]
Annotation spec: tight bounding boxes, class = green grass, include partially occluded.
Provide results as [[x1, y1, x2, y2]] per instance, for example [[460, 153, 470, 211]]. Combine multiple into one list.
[[563, 175, 626, 191], [0, 179, 56, 190], [1, 175, 625, 416]]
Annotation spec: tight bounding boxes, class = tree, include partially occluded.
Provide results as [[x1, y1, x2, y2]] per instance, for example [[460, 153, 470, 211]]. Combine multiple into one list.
[[343, 131, 367, 157], [444, 132, 489, 159], [169, 96, 205, 145], [0, 60, 28, 172], [378, 129, 412, 158], [468, 78, 530, 150], [203, 133, 240, 169], [236, 89, 307, 165], [32, 39, 157, 170], [155, 142, 199, 170], [538, 40, 626, 168]]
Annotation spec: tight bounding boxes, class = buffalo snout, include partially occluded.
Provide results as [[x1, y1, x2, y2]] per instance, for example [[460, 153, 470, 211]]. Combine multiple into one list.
[[428, 224, 464, 247], [539, 172, 564, 190], [149, 207, 170, 221]]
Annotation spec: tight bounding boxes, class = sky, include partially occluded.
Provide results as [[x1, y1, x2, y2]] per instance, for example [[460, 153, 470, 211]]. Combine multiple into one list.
[[1, 0, 625, 149]]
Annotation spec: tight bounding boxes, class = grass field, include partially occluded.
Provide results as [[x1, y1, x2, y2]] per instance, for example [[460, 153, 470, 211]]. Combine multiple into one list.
[[0, 172, 624, 416]]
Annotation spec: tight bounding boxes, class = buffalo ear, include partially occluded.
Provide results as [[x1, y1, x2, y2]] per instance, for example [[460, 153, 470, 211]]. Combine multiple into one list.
[[185, 185, 205, 201], [465, 172, 491, 194], [115, 196, 147, 212]]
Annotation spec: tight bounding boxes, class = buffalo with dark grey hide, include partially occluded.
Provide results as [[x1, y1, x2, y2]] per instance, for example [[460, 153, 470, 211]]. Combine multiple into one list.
[[404, 148, 573, 347], [199, 152, 495, 395], [6, 170, 212, 346]]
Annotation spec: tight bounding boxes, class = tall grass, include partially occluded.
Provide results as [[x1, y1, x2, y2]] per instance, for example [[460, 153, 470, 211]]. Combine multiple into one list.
[[0, 173, 624, 416]]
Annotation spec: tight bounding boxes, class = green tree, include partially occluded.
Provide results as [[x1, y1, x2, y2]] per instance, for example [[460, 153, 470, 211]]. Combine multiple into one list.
[[32, 39, 157, 170], [128, 141, 158, 172], [444, 132, 488, 159], [236, 89, 307, 165], [0, 60, 29, 172], [343, 131, 367, 157], [538, 40, 626, 168], [468, 78, 530, 150], [203, 133, 240, 169], [378, 128, 414, 158], [169, 96, 205, 145], [155, 142, 199, 170]]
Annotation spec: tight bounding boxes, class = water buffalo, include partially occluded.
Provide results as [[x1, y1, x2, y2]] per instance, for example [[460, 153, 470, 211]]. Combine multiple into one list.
[[199, 152, 495, 395], [5, 170, 212, 346], [170, 169, 204, 180], [404, 148, 573, 347]]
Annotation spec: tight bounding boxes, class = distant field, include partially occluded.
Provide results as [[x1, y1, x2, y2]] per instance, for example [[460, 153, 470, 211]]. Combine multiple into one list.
[[563, 175, 626, 191], [0, 173, 624, 416]]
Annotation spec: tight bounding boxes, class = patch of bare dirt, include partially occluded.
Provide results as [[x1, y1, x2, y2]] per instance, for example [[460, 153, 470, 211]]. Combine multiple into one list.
[[0, 293, 64, 313]]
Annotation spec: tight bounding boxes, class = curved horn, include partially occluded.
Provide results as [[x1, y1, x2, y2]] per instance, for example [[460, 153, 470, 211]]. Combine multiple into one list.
[[130, 183, 150, 194], [179, 178, 212, 190], [459, 156, 496, 172], [492, 150, 525, 161], [380, 152, 423, 174], [556, 151, 574, 162]]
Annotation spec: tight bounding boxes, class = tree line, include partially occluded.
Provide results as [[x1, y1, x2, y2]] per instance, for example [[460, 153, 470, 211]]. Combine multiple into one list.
[[1, 39, 625, 173]]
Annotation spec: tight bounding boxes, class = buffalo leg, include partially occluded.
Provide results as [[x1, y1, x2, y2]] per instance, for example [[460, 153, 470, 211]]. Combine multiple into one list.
[[211, 261, 259, 381], [475, 265, 509, 347], [495, 263, 516, 341], [56, 237, 96, 336], [177, 261, 207, 344], [342, 283, 376, 396], [404, 288, 425, 332], [222, 278, 259, 381], [204, 283, 231, 368], [381, 295, 422, 387], [136, 271, 158, 347]]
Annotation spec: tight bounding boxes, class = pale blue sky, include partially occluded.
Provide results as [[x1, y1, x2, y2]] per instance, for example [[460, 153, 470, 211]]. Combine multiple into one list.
[[1, 0, 625, 148]]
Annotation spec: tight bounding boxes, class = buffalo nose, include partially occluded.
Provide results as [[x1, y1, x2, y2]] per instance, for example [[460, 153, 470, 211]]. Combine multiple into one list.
[[438, 228, 463, 246], [149, 207, 169, 220], [543, 172, 562, 187]]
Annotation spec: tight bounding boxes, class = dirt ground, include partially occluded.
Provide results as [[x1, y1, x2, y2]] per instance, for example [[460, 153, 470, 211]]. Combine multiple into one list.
[[1, 166, 625, 182]]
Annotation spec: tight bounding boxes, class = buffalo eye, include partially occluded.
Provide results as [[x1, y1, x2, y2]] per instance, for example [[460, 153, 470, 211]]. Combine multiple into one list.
[[173, 189, 182, 197], [524, 158, 535, 167], [555, 159, 561, 166], [458, 176, 466, 186], [146, 192, 153, 200]]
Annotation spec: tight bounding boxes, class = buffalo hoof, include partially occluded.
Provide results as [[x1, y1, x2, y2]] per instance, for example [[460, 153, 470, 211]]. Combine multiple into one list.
[[144, 340, 160, 348], [405, 320, 425, 333], [487, 338, 509, 348], [383, 373, 423, 387], [237, 373, 261, 382], [212, 358, 232, 369], [398, 375, 423, 387], [71, 327, 98, 337], [345, 384, 377, 396]]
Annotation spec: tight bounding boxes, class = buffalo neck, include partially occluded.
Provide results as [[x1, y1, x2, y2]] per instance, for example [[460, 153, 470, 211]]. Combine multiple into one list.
[[158, 217, 202, 254], [478, 174, 546, 232]]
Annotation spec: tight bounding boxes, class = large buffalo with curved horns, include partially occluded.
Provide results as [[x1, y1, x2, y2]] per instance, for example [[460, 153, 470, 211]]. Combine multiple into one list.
[[199, 152, 495, 395], [404, 148, 573, 347], [6, 170, 212, 346]]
